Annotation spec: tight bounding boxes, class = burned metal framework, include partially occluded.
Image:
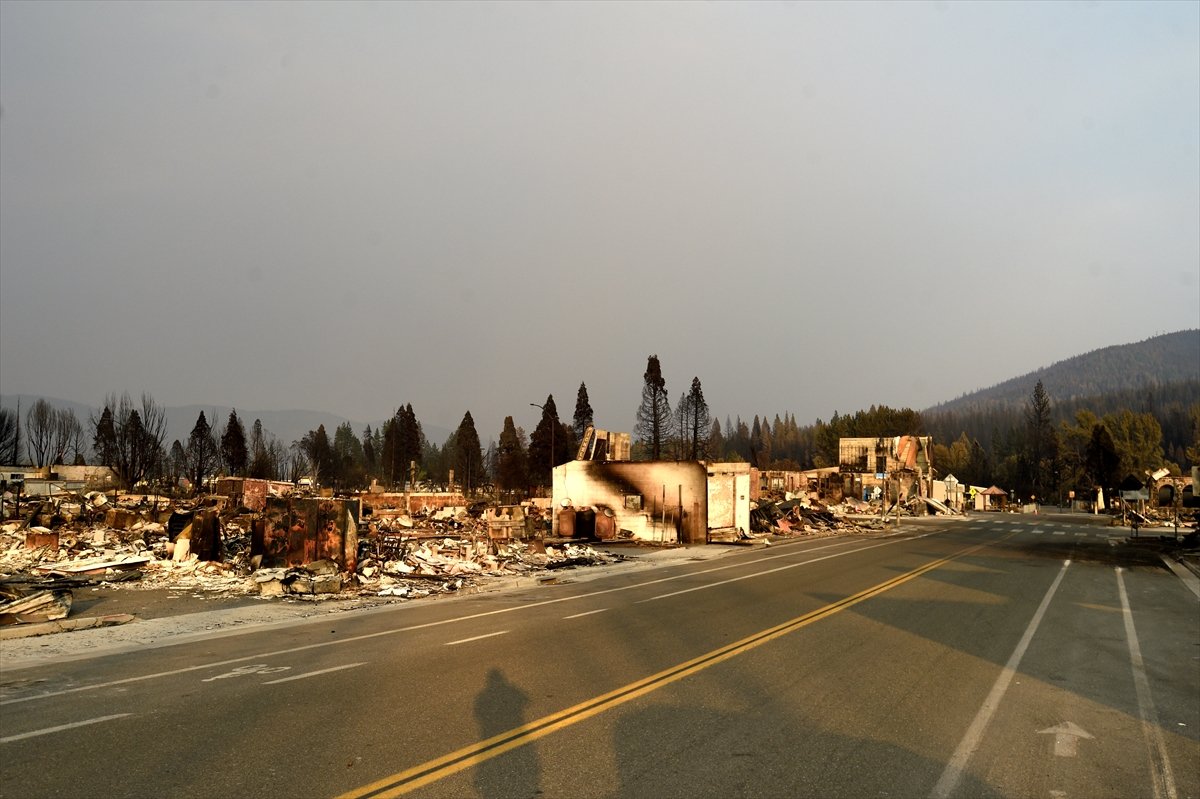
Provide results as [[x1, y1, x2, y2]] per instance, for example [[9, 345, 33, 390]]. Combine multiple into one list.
[[838, 436, 934, 506], [575, 426, 632, 462]]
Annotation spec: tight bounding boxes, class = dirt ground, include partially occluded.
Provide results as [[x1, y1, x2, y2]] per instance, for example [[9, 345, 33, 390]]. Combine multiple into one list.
[[65, 584, 273, 620]]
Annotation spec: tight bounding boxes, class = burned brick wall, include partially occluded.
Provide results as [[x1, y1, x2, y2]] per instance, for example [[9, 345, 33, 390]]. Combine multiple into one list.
[[214, 477, 291, 512], [251, 497, 359, 571], [360, 492, 466, 514]]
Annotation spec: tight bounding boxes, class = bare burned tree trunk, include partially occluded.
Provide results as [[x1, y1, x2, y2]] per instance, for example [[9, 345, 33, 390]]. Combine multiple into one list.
[[25, 399, 56, 468]]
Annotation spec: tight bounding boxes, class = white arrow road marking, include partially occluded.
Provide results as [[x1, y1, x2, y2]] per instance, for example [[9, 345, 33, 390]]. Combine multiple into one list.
[[930, 560, 1071, 799], [1038, 721, 1094, 757], [1, 714, 131, 744]]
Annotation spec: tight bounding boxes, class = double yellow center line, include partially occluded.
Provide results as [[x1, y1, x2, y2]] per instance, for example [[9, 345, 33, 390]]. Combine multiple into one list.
[[340, 539, 990, 799]]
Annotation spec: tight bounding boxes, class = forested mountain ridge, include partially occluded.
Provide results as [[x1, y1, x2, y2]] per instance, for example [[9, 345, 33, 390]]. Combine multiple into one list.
[[928, 330, 1199, 414], [907, 331, 1200, 494], [917, 331, 1199, 476]]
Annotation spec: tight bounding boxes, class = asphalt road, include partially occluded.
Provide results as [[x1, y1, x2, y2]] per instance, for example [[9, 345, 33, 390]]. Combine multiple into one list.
[[2, 514, 1197, 799]]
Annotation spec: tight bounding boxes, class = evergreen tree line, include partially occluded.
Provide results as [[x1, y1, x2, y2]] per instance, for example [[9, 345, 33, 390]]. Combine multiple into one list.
[[925, 380, 1200, 501], [1, 390, 592, 497], [633, 357, 1198, 505], [924, 379, 1199, 471], [287, 391, 589, 497], [4, 367, 1195, 502], [1, 394, 296, 493]]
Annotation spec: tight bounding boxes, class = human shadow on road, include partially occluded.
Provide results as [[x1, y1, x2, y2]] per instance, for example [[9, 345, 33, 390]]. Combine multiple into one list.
[[473, 667, 541, 799], [611, 697, 1001, 799]]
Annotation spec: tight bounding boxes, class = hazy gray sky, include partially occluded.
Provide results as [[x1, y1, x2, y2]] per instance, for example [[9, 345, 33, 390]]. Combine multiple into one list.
[[2, 0, 1197, 441]]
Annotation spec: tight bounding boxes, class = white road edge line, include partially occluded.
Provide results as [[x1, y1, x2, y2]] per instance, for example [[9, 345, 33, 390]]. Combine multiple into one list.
[[445, 631, 509, 646], [1116, 568, 1179, 799], [563, 608, 609, 619], [262, 663, 366, 685], [638, 535, 933, 602], [1, 713, 131, 744], [930, 559, 1071, 799]]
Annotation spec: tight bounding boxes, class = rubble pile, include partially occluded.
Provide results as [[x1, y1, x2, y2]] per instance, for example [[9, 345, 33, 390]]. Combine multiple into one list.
[[825, 495, 949, 520], [0, 492, 626, 630], [749, 498, 881, 537], [1108, 503, 1197, 528]]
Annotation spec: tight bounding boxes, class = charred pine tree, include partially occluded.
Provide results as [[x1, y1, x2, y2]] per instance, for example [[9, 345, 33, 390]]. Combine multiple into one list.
[[678, 377, 711, 461], [0, 408, 20, 465], [635, 355, 671, 460], [186, 411, 219, 494], [221, 409, 248, 477], [453, 411, 483, 494], [496, 416, 528, 499], [529, 395, 563, 487], [573, 382, 594, 443]]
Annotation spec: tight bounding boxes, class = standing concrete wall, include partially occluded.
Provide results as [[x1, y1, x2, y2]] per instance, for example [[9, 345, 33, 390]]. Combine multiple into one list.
[[553, 461, 708, 544], [707, 462, 751, 534]]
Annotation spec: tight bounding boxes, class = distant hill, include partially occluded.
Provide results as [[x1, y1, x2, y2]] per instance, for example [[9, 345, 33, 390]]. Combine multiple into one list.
[[927, 330, 1199, 414], [922, 330, 1199, 465]]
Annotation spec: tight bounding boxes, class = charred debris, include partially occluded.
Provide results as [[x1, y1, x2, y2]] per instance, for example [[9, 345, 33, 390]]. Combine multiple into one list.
[[0, 484, 624, 632], [1, 475, 889, 632]]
